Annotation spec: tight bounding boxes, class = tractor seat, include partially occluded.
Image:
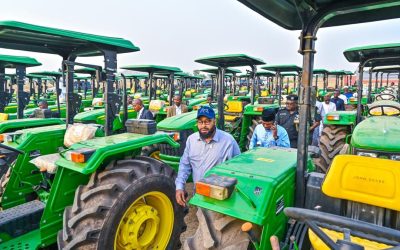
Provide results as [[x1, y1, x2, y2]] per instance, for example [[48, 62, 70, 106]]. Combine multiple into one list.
[[149, 100, 165, 114], [224, 101, 243, 122], [30, 123, 98, 173], [0, 113, 9, 121], [307, 155, 400, 248]]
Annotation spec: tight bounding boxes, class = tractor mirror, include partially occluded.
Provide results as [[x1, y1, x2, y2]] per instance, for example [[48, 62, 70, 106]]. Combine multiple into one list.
[[308, 146, 320, 158]]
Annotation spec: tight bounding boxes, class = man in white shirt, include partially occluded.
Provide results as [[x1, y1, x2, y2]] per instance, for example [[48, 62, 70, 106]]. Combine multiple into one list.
[[316, 94, 336, 136]]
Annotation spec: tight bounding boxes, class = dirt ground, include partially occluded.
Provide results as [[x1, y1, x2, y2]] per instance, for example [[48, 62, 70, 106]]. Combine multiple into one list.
[[179, 182, 199, 249]]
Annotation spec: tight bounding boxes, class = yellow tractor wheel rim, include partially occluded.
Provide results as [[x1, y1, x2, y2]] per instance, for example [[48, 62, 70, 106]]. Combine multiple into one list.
[[114, 191, 174, 250], [150, 150, 160, 160]]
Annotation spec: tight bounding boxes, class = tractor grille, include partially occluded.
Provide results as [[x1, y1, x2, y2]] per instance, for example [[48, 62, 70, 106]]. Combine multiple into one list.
[[159, 129, 193, 157]]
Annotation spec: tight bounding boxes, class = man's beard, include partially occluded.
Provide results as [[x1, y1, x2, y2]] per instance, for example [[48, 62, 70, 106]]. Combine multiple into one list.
[[199, 125, 216, 140]]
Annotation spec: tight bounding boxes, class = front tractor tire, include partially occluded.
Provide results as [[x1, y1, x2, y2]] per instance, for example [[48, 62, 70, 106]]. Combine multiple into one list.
[[58, 156, 184, 250], [184, 209, 250, 250], [315, 125, 349, 173]]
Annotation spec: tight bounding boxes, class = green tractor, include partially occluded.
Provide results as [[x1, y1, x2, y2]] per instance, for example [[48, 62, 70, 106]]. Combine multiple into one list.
[[316, 43, 400, 171], [184, 1, 400, 249], [0, 20, 184, 249], [0, 55, 41, 118]]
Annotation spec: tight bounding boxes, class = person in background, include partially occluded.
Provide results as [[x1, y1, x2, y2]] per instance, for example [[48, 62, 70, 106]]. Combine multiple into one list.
[[133, 98, 154, 120], [331, 89, 345, 111], [249, 109, 290, 149], [316, 94, 336, 137], [175, 106, 240, 207], [30, 100, 51, 118], [276, 95, 299, 148], [167, 95, 188, 117], [343, 86, 353, 100]]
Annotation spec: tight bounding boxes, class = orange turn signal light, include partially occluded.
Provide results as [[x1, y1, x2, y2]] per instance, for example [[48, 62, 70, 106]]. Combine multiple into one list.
[[173, 132, 180, 141], [196, 182, 211, 197], [0, 134, 4, 143], [66, 148, 95, 163], [253, 107, 263, 112]]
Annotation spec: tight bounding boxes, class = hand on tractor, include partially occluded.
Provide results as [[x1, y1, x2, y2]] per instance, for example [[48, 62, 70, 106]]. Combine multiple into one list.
[[270, 235, 280, 250], [176, 189, 188, 207]]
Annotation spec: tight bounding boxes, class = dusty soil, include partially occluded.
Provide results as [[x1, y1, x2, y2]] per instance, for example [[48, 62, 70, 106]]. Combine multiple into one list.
[[179, 182, 199, 249]]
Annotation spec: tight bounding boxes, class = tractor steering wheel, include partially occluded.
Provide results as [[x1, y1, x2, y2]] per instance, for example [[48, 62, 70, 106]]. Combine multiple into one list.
[[284, 207, 400, 249], [375, 93, 396, 101]]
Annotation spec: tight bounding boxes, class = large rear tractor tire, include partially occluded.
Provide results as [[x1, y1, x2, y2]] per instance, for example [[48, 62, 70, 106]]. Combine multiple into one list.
[[58, 156, 185, 250], [246, 119, 261, 150], [184, 208, 250, 250], [315, 125, 349, 173], [141, 144, 161, 160]]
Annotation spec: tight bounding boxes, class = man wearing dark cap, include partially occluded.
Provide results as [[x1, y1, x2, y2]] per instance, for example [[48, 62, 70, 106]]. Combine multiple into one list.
[[175, 106, 240, 207], [249, 108, 290, 149], [276, 94, 299, 148]]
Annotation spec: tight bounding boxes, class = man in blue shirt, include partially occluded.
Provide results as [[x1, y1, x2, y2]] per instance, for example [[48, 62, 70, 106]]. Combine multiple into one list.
[[175, 106, 240, 207], [331, 89, 345, 111], [249, 109, 290, 149]]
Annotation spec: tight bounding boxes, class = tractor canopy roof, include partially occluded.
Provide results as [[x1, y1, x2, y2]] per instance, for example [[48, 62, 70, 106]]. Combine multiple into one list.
[[74, 67, 97, 74], [123, 73, 148, 79], [29, 71, 62, 77], [344, 43, 400, 67], [189, 75, 204, 79], [261, 64, 302, 72], [256, 70, 275, 77], [0, 20, 139, 57], [200, 67, 242, 75], [26, 73, 49, 79], [0, 54, 41, 68], [195, 54, 265, 67], [313, 69, 329, 74], [120, 65, 182, 74], [329, 70, 349, 76], [372, 65, 400, 72], [237, 0, 400, 31]]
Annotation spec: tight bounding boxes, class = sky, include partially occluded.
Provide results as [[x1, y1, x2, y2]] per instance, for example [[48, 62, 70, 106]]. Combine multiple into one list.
[[1, 0, 400, 75]]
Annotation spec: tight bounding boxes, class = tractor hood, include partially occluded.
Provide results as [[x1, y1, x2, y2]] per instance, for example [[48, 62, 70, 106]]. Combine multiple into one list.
[[157, 111, 197, 131], [74, 109, 105, 122], [351, 116, 400, 152]]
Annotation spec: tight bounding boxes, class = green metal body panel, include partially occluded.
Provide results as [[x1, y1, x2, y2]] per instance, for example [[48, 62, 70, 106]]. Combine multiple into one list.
[[157, 111, 198, 131], [190, 147, 297, 249], [57, 132, 179, 174], [4, 104, 67, 119], [2, 125, 66, 210], [190, 147, 315, 250], [0, 118, 64, 133], [348, 96, 368, 105], [4, 103, 36, 113], [323, 111, 357, 126], [0, 229, 41, 249], [351, 116, 400, 152]]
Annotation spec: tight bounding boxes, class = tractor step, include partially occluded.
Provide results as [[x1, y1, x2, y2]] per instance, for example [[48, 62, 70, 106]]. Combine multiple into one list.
[[0, 200, 44, 241]]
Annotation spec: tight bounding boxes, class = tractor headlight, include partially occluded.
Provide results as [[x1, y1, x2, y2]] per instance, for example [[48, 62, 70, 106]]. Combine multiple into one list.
[[390, 155, 400, 161], [357, 152, 377, 158]]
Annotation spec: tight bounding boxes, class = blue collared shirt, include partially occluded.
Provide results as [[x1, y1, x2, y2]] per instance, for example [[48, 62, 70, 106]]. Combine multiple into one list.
[[249, 124, 290, 149], [175, 128, 240, 190]]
